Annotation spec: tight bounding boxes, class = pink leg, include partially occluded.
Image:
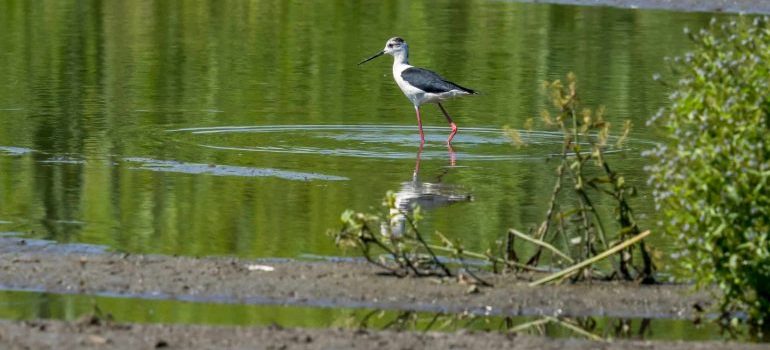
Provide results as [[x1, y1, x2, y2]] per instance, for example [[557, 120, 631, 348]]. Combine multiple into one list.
[[438, 103, 457, 145], [413, 143, 424, 180], [414, 106, 425, 144]]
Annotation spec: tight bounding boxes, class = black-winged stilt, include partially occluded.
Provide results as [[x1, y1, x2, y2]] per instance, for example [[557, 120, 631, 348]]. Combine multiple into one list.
[[358, 37, 477, 145]]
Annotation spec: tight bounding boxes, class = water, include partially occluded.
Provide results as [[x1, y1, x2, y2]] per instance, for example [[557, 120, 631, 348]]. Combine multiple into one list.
[[0, 290, 738, 342], [0, 0, 739, 337], [0, 1, 723, 259]]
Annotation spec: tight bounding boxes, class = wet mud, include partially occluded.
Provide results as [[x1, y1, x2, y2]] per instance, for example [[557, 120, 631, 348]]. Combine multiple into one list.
[[0, 236, 755, 349], [0, 237, 709, 319], [2, 318, 765, 350]]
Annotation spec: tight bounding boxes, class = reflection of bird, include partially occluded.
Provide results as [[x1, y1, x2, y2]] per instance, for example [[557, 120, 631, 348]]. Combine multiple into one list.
[[359, 37, 477, 145], [381, 146, 472, 238]]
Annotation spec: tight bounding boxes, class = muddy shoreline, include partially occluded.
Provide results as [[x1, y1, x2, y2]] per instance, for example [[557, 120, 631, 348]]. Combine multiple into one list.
[[0, 239, 752, 350], [4, 318, 768, 350], [0, 236, 753, 349], [0, 237, 709, 319]]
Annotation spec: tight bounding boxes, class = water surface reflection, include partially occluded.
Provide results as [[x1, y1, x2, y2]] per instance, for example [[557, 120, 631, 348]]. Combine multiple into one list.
[[0, 1, 726, 260], [384, 145, 472, 237], [0, 290, 751, 342]]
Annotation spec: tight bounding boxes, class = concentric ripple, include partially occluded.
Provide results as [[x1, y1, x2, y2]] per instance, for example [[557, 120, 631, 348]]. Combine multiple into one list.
[[167, 124, 640, 161]]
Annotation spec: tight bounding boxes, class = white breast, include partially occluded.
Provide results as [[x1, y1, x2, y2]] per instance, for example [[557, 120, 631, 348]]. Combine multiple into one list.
[[392, 63, 426, 106], [391, 62, 469, 107]]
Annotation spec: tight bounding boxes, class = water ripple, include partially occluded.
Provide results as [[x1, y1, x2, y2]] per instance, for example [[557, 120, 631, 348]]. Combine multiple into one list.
[[168, 124, 643, 161], [123, 157, 348, 181], [0, 146, 34, 156]]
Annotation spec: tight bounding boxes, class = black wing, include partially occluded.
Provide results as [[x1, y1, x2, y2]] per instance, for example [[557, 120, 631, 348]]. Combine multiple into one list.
[[401, 67, 476, 94]]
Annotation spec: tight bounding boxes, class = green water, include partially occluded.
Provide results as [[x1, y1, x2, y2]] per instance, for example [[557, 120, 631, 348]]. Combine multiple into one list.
[[0, 1, 756, 338], [0, 290, 733, 342], [0, 1, 724, 259]]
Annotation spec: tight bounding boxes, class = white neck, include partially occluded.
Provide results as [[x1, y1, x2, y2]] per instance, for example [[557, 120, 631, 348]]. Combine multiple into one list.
[[392, 49, 409, 67]]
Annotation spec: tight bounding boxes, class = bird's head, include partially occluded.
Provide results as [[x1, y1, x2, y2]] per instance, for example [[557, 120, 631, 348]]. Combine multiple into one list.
[[383, 37, 407, 56], [358, 37, 408, 65]]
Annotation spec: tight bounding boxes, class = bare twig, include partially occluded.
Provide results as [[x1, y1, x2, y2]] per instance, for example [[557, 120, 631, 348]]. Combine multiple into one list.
[[509, 229, 574, 264], [529, 230, 651, 286], [402, 213, 452, 277]]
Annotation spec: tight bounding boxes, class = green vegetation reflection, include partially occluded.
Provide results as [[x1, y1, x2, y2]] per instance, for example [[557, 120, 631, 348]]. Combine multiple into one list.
[[0, 290, 737, 342], [0, 1, 724, 260]]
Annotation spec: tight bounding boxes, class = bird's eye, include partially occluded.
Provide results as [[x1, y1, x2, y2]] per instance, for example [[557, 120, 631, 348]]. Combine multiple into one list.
[[387, 43, 393, 48]]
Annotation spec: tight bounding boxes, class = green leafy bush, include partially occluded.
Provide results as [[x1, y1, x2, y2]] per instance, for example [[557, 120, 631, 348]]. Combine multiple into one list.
[[646, 17, 770, 328]]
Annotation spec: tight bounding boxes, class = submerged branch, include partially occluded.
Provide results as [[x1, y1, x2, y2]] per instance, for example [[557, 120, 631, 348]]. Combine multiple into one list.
[[544, 316, 605, 341], [508, 318, 551, 333]]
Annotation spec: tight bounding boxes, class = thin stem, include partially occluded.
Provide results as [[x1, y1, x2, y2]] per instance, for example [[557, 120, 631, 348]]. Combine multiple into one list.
[[536, 163, 565, 240], [358, 225, 405, 275], [529, 230, 651, 286], [424, 244, 551, 272], [508, 318, 551, 333], [509, 229, 574, 264], [457, 256, 494, 287], [402, 213, 452, 277], [423, 313, 442, 332], [544, 317, 605, 341]]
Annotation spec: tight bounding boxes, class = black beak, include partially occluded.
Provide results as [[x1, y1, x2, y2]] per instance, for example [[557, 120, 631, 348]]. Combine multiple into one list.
[[358, 50, 384, 65]]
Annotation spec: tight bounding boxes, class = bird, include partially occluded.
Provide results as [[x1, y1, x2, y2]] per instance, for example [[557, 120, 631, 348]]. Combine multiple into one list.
[[358, 37, 477, 145]]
